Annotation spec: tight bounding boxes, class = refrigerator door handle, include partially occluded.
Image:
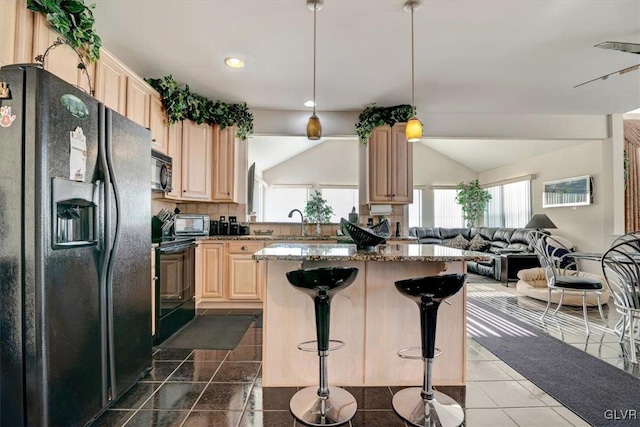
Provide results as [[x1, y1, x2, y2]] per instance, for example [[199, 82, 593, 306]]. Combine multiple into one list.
[[104, 108, 120, 401], [97, 105, 110, 406]]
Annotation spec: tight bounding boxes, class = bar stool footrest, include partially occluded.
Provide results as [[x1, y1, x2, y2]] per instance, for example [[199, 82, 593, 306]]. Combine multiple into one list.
[[397, 346, 442, 360], [297, 339, 345, 352]]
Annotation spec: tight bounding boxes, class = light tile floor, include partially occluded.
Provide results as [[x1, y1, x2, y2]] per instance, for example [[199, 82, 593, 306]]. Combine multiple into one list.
[[92, 276, 640, 426]]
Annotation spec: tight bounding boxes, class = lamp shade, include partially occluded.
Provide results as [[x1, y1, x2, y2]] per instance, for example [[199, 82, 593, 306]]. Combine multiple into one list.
[[405, 116, 423, 142], [306, 114, 322, 140], [525, 214, 557, 229]]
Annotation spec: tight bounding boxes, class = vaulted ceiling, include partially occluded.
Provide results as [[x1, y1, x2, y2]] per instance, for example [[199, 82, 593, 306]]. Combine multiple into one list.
[[92, 1, 639, 172]]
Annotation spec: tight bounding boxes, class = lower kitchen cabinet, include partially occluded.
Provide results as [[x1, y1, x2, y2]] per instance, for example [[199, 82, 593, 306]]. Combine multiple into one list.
[[196, 241, 265, 307], [227, 242, 265, 301], [197, 242, 225, 299]]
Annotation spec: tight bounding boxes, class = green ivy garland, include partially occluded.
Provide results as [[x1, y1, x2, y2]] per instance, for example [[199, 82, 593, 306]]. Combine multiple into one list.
[[27, 0, 102, 63], [355, 104, 413, 144], [146, 75, 254, 140]]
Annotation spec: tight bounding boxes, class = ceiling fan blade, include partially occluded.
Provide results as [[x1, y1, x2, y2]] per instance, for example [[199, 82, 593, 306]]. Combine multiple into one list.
[[574, 64, 640, 88], [595, 41, 640, 55]]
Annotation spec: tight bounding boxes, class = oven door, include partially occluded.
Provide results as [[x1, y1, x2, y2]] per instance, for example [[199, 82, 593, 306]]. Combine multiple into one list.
[[155, 242, 196, 343]]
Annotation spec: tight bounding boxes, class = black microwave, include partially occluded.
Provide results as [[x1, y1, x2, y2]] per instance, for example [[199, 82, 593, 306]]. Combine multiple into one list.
[[151, 150, 172, 192]]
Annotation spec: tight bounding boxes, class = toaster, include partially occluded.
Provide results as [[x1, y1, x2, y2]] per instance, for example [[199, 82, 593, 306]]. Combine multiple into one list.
[[173, 214, 210, 236]]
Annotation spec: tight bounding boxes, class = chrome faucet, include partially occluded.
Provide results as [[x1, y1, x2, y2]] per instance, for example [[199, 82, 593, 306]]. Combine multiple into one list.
[[288, 209, 305, 236]]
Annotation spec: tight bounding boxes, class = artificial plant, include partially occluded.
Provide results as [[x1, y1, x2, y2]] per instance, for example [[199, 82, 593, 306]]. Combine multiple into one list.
[[455, 179, 492, 227], [355, 104, 414, 144], [304, 190, 334, 235], [145, 75, 254, 140], [27, 0, 102, 62]]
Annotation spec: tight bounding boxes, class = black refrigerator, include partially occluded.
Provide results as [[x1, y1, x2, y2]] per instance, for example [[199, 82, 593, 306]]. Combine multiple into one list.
[[0, 65, 152, 426]]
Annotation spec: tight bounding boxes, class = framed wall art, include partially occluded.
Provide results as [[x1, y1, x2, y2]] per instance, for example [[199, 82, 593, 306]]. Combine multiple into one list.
[[542, 175, 593, 208]]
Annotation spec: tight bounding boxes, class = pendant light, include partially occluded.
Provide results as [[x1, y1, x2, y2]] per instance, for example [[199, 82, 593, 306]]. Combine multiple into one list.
[[306, 0, 323, 140], [404, 0, 423, 142]]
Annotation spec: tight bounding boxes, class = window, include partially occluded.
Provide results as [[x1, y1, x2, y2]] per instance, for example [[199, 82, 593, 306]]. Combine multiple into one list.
[[408, 188, 423, 228], [433, 188, 464, 227], [263, 187, 310, 222], [320, 187, 359, 223], [484, 179, 531, 227]]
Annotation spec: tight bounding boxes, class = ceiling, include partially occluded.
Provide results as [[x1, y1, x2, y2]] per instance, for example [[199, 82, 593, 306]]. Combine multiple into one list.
[[92, 0, 640, 115]]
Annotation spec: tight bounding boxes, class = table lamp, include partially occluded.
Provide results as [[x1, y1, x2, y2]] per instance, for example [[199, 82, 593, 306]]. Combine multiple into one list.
[[525, 214, 557, 230]]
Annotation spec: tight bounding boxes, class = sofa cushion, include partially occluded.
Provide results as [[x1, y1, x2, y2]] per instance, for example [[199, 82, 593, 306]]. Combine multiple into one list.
[[440, 228, 471, 240], [468, 234, 491, 252], [442, 233, 470, 249], [509, 229, 531, 245], [409, 227, 441, 240], [476, 227, 497, 241], [493, 228, 515, 243]]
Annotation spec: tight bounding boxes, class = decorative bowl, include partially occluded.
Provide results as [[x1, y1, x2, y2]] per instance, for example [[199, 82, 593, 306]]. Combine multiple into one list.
[[340, 218, 387, 250], [369, 219, 391, 238]]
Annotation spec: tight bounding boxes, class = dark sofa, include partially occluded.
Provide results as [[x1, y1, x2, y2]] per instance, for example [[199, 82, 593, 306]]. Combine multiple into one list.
[[408, 227, 541, 280]]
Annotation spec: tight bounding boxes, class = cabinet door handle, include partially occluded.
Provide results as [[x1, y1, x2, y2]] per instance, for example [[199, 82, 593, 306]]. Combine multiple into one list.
[[152, 138, 157, 142], [241, 245, 248, 251]]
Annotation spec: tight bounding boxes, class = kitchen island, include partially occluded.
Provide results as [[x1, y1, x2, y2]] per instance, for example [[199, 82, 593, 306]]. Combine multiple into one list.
[[253, 243, 489, 387]]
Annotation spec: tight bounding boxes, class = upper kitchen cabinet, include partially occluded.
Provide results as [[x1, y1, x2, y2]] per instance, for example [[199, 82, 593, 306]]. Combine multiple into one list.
[[0, 0, 33, 67], [125, 74, 150, 128], [31, 14, 96, 95], [212, 125, 241, 203], [181, 120, 212, 200], [365, 123, 413, 204], [95, 49, 127, 115], [149, 92, 169, 154], [166, 122, 183, 199]]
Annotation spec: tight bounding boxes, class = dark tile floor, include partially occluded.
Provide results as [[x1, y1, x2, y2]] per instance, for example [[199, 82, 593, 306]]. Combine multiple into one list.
[[92, 285, 608, 426], [93, 311, 434, 427]]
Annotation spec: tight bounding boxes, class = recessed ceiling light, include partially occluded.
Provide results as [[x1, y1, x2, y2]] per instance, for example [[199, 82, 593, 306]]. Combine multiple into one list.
[[304, 100, 316, 108], [224, 57, 245, 69]]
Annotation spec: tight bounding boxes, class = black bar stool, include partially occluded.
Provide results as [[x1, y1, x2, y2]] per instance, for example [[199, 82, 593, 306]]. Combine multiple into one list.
[[285, 266, 359, 426], [392, 274, 467, 427]]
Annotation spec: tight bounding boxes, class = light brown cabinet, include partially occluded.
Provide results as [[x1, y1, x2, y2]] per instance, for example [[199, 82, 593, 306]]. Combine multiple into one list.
[[212, 125, 237, 202], [181, 120, 212, 200], [31, 14, 95, 95], [149, 92, 169, 154], [166, 122, 183, 199], [196, 241, 266, 307], [366, 123, 413, 204], [125, 74, 150, 128], [95, 49, 127, 115], [1, 0, 33, 67], [197, 243, 225, 299], [227, 242, 265, 301]]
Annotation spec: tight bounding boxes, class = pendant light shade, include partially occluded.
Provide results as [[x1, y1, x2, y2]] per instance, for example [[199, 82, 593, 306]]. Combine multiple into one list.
[[306, 0, 323, 140], [405, 116, 423, 142], [404, 0, 422, 142], [307, 114, 322, 140]]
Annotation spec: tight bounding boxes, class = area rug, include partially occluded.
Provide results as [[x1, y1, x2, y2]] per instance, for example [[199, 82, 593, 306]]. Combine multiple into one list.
[[468, 297, 640, 426], [157, 315, 253, 350]]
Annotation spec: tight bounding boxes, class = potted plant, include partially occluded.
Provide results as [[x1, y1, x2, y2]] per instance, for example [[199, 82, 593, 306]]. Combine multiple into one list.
[[304, 190, 334, 236], [455, 179, 492, 227]]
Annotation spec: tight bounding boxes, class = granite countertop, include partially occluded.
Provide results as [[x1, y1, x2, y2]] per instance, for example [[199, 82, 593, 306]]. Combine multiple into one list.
[[197, 235, 418, 242], [252, 243, 491, 262]]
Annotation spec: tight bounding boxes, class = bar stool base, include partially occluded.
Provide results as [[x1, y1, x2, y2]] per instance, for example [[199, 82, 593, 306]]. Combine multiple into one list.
[[392, 388, 464, 427], [290, 386, 357, 426]]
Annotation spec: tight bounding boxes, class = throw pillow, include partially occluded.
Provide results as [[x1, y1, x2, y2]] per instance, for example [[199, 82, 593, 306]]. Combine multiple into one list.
[[443, 233, 470, 250], [468, 234, 490, 252]]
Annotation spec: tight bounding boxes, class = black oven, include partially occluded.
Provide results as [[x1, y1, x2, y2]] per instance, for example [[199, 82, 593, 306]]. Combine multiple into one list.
[[154, 238, 196, 344]]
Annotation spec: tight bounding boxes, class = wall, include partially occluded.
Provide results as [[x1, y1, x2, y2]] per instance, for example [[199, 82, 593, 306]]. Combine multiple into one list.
[[479, 140, 609, 271], [262, 139, 359, 186], [413, 143, 478, 226]]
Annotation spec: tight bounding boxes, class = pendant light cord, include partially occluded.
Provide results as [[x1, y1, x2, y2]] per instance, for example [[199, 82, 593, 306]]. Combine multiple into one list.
[[313, 1, 317, 116], [411, 4, 415, 116]]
